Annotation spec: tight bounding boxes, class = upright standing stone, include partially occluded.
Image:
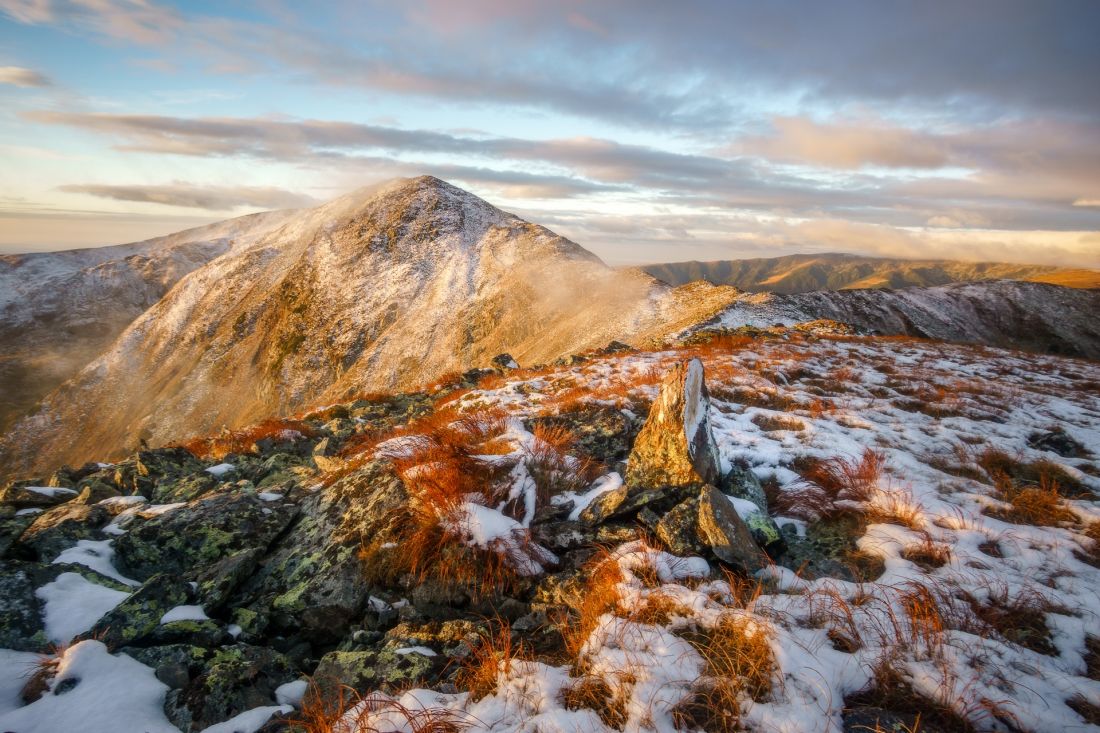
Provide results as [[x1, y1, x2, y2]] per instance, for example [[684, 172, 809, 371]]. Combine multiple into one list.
[[625, 358, 721, 491]]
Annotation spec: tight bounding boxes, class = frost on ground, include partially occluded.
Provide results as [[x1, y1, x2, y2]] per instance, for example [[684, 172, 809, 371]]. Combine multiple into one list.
[[398, 334, 1100, 732], [2, 333, 1100, 732]]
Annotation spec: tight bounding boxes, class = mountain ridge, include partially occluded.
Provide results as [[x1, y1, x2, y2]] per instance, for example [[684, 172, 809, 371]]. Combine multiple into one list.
[[636, 253, 1100, 293], [0, 176, 736, 478]]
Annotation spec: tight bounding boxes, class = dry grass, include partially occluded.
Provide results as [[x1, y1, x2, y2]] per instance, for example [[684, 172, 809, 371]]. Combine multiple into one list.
[[522, 424, 599, 505], [180, 417, 318, 459], [751, 413, 806, 432], [775, 448, 886, 521], [673, 613, 775, 732], [962, 585, 1061, 656], [986, 475, 1077, 527], [358, 407, 535, 597], [901, 535, 952, 570], [294, 681, 468, 733], [558, 550, 626, 661], [561, 675, 628, 729], [456, 623, 525, 702]]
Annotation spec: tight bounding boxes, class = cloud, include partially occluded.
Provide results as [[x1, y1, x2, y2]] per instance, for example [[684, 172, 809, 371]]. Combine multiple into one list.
[[738, 116, 950, 169], [0, 0, 182, 44], [57, 182, 317, 210], [0, 65, 51, 87]]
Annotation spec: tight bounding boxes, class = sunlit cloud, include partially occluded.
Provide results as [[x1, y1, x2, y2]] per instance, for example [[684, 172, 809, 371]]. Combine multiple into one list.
[[0, 65, 51, 87]]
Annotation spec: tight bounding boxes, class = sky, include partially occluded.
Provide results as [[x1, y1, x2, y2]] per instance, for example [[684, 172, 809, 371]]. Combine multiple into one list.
[[1, 1, 1098, 266]]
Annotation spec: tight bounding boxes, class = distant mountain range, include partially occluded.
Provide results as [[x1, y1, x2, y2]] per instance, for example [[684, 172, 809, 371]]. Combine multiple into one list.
[[637, 253, 1100, 293]]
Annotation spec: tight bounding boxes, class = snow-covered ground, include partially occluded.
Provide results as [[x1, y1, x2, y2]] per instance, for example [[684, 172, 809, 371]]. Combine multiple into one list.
[[412, 335, 1100, 732], [3, 334, 1099, 732]]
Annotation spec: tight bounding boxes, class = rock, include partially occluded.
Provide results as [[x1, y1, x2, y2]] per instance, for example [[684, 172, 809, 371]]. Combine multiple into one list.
[[655, 498, 707, 556], [722, 464, 768, 512], [74, 480, 121, 504], [696, 485, 769, 574], [167, 644, 296, 732], [14, 502, 110, 561], [114, 490, 299, 583], [529, 407, 638, 468], [0, 484, 79, 508], [578, 485, 629, 524], [0, 510, 37, 558], [151, 473, 217, 504], [193, 547, 265, 610], [601, 340, 634, 354], [312, 648, 440, 700], [625, 359, 721, 491], [491, 353, 520, 371], [313, 453, 346, 473], [88, 573, 193, 648], [151, 619, 225, 647], [841, 707, 939, 733], [1027, 427, 1088, 458], [231, 460, 407, 644], [312, 437, 335, 458], [0, 561, 49, 651]]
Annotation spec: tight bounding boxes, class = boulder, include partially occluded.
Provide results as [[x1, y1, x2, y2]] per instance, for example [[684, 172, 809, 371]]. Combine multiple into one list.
[[312, 648, 440, 700], [114, 490, 299, 582], [625, 359, 721, 491], [0, 484, 79, 508], [88, 573, 194, 648], [165, 644, 296, 732], [14, 502, 110, 561], [696, 485, 769, 574], [0, 562, 49, 651], [231, 460, 407, 643], [0, 510, 37, 558], [491, 353, 521, 371], [654, 497, 707, 556]]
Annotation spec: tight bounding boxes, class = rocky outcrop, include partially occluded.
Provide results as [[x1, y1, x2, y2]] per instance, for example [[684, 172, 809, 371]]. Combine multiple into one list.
[[625, 358, 721, 491], [0, 381, 790, 729]]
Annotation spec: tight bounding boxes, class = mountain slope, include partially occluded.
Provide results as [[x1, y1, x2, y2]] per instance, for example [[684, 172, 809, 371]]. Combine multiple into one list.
[[638, 253, 1100, 293], [0, 177, 735, 478], [699, 280, 1100, 358], [0, 210, 298, 435]]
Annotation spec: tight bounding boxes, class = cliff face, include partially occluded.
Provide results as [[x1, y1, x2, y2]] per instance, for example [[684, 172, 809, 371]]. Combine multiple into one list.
[[0, 177, 736, 477]]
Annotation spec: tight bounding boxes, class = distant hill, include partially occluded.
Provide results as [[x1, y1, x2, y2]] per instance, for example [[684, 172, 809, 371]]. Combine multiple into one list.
[[636, 253, 1100, 293]]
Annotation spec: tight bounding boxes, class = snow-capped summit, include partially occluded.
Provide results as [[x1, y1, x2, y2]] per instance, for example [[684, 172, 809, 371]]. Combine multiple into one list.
[[0, 177, 735, 477]]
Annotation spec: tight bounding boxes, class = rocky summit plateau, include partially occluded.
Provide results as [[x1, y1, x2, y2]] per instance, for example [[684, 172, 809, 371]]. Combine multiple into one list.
[[2, 178, 1100, 733]]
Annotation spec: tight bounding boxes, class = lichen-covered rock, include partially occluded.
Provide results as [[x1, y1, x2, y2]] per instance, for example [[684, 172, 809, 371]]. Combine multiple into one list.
[[491, 353, 520, 370], [88, 573, 193, 648], [231, 460, 407, 643], [625, 359, 721, 491], [578, 485, 629, 524], [150, 473, 217, 504], [0, 561, 48, 651], [696, 485, 768, 574], [193, 547, 264, 610], [312, 648, 441, 699], [653, 497, 707, 556], [114, 490, 299, 582], [0, 484, 79, 508], [120, 644, 210, 691], [74, 479, 122, 504], [0, 509, 37, 558], [530, 406, 639, 468], [167, 644, 296, 732], [14, 502, 110, 561]]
